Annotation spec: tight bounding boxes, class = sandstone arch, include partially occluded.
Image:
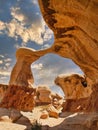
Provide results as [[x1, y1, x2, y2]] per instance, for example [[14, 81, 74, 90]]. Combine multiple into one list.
[[38, 0, 98, 112], [1, 0, 98, 112], [38, 0, 98, 84], [9, 47, 52, 87]]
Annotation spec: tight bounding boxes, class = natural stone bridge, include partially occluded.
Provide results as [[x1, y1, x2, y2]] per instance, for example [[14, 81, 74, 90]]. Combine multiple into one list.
[[1, 0, 98, 112]]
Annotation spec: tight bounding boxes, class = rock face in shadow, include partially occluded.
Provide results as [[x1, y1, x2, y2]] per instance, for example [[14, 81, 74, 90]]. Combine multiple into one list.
[[0, 85, 36, 111], [55, 74, 92, 99], [38, 0, 98, 112], [0, 108, 32, 129]]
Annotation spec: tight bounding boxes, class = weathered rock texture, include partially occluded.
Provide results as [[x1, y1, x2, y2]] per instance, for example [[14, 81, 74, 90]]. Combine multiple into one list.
[[0, 84, 8, 102], [4, 0, 98, 112], [38, 0, 98, 112], [0, 85, 36, 111], [55, 74, 92, 99], [36, 86, 52, 105], [38, 0, 98, 83], [35, 86, 63, 108], [9, 47, 52, 87]]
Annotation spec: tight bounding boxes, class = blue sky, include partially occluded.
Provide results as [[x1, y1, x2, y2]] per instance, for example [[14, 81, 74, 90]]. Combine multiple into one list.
[[0, 0, 83, 95]]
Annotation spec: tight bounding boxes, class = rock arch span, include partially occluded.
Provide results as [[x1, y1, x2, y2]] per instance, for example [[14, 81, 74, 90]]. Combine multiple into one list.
[[1, 0, 98, 112]]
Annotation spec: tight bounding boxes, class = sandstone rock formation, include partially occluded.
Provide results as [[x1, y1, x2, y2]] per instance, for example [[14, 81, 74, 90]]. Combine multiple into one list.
[[38, 0, 98, 112], [0, 85, 36, 111], [35, 86, 63, 108], [3, 0, 97, 112], [0, 84, 8, 102], [9, 47, 52, 87], [38, 0, 98, 83], [36, 86, 52, 105], [55, 74, 92, 99]]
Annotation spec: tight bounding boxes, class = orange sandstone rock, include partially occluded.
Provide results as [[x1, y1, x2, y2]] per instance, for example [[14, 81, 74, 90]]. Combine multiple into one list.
[[0, 85, 36, 112]]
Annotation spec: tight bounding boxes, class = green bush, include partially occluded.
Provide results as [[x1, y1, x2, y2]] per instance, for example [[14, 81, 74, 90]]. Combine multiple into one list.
[[31, 120, 42, 130]]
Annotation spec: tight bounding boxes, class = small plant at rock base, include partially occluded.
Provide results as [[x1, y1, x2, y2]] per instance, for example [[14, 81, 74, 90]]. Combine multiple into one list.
[[31, 120, 42, 130]]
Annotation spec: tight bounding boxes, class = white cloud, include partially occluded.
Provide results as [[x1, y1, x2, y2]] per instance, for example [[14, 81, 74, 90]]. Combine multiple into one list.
[[0, 60, 3, 64], [0, 55, 4, 58], [4, 58, 12, 62], [5, 63, 10, 67], [0, 21, 6, 30], [31, 63, 43, 70], [0, 71, 11, 76], [0, 1, 54, 46]]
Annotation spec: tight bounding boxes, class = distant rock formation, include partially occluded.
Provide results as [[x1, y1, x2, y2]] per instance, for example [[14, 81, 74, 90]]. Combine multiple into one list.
[[0, 85, 36, 112], [36, 86, 51, 105], [38, 0, 98, 112], [55, 74, 92, 99], [35, 85, 63, 107]]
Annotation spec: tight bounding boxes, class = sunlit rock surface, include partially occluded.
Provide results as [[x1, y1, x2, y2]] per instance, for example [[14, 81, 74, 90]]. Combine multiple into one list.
[[0, 85, 36, 111], [36, 86, 52, 105], [9, 47, 52, 87], [3, 0, 98, 112], [55, 74, 92, 99], [38, 0, 98, 112]]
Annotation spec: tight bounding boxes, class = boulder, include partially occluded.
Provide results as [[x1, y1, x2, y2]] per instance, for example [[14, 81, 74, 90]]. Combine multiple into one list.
[[40, 110, 49, 119], [47, 104, 59, 118]]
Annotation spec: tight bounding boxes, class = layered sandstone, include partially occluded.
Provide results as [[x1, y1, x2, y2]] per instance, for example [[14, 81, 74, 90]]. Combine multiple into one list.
[[36, 86, 52, 105], [38, 0, 98, 112], [3, 0, 97, 112], [55, 74, 92, 99], [35, 86, 63, 107], [9, 47, 52, 87], [0, 84, 8, 102], [0, 85, 36, 111], [38, 0, 98, 83]]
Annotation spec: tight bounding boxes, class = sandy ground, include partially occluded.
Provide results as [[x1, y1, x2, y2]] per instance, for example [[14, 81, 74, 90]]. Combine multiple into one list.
[[21, 106, 65, 127]]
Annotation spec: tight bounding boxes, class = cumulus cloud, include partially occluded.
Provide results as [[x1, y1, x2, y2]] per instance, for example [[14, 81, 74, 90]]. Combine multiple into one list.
[[0, 60, 3, 64], [31, 63, 43, 70], [4, 58, 12, 62], [0, 55, 4, 58], [32, 54, 83, 88], [0, 0, 53, 47], [0, 71, 11, 76]]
